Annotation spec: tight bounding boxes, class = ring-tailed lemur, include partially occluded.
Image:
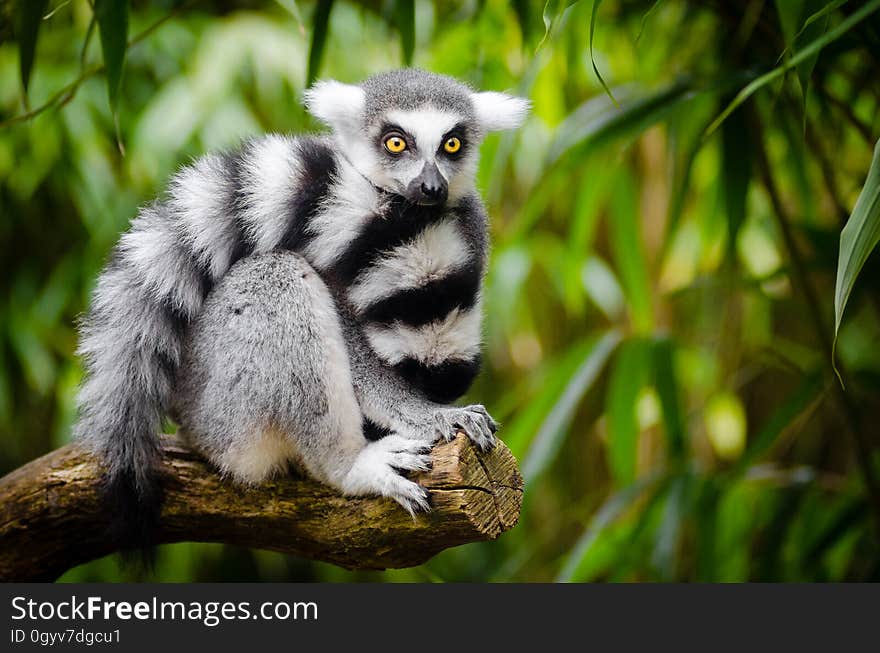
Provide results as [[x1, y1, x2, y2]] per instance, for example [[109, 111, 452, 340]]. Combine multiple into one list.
[[74, 69, 529, 545]]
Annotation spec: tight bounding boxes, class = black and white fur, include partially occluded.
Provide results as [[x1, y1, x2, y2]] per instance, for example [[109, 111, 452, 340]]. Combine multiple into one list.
[[74, 69, 529, 543]]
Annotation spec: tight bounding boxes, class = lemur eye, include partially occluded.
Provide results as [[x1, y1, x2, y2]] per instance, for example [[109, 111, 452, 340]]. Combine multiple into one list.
[[383, 134, 407, 154], [443, 137, 462, 154]]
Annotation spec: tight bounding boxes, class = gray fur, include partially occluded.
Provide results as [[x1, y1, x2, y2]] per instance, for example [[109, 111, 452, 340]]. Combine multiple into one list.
[[360, 69, 476, 126], [74, 69, 526, 527], [173, 252, 494, 513]]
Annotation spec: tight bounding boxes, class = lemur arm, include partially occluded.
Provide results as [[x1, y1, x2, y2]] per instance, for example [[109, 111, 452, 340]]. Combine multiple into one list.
[[343, 320, 497, 451]]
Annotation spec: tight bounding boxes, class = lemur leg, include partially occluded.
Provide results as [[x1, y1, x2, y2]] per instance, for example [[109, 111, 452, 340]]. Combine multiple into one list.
[[173, 252, 431, 514], [343, 320, 498, 451]]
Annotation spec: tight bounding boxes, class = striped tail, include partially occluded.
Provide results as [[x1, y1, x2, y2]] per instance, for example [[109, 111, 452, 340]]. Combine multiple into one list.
[[73, 135, 325, 555]]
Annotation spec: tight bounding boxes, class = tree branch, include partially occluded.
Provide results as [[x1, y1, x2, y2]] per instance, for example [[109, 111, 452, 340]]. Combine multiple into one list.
[[0, 434, 523, 581]]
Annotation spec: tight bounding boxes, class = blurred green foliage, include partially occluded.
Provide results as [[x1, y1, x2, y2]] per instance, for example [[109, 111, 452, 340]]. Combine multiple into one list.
[[2, 0, 880, 582]]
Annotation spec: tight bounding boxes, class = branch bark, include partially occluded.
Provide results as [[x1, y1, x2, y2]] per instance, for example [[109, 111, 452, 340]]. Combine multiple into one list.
[[0, 434, 523, 581]]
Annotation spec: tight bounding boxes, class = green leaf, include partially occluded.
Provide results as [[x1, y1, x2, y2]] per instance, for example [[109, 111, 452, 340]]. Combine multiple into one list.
[[777, 0, 848, 62], [557, 473, 660, 581], [521, 330, 621, 481], [834, 138, 880, 344], [537, 0, 579, 51], [635, 0, 664, 43], [659, 93, 718, 262], [793, 0, 848, 43], [755, 487, 806, 581], [720, 104, 751, 259], [582, 255, 625, 320], [803, 497, 867, 571], [17, 0, 50, 99], [732, 373, 824, 476], [394, 0, 415, 66], [705, 0, 880, 138], [307, 0, 334, 87], [776, 0, 834, 117], [605, 338, 652, 485], [274, 0, 307, 35], [547, 78, 693, 165], [538, 0, 555, 50], [652, 338, 686, 461], [651, 473, 689, 580], [512, 0, 532, 44], [792, 0, 831, 102], [588, 0, 616, 105], [504, 334, 596, 459], [609, 171, 653, 333], [94, 0, 129, 112], [774, 0, 806, 47], [695, 477, 721, 581]]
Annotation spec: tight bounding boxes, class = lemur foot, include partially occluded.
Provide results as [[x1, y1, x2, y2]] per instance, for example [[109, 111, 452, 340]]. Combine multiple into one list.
[[342, 435, 432, 515], [433, 404, 498, 452]]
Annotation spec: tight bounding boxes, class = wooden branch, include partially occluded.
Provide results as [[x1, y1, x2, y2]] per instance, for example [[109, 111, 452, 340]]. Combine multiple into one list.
[[0, 434, 523, 581]]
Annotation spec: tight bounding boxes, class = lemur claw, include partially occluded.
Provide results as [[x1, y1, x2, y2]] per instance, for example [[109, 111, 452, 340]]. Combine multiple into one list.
[[342, 435, 432, 515], [433, 404, 498, 451]]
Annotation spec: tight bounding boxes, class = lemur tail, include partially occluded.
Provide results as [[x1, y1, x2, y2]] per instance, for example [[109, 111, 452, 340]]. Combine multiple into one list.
[[73, 137, 300, 555], [74, 201, 210, 558], [74, 271, 180, 557]]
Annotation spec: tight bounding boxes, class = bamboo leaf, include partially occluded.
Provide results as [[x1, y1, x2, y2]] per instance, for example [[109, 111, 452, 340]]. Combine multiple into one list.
[[695, 478, 721, 581], [17, 0, 50, 100], [605, 338, 652, 485], [834, 138, 880, 344], [274, 0, 307, 35], [94, 0, 129, 112], [732, 373, 824, 476], [547, 79, 693, 165], [635, 0, 664, 43], [720, 104, 751, 259], [774, 0, 806, 46], [609, 172, 653, 333], [652, 338, 686, 461], [755, 487, 806, 581], [504, 334, 597, 459], [588, 0, 616, 105], [557, 474, 660, 581], [538, 0, 555, 50], [705, 0, 880, 138], [792, 0, 831, 103], [803, 497, 867, 570], [794, 0, 848, 42], [659, 94, 718, 262], [537, 0, 579, 51], [651, 473, 689, 580], [307, 0, 334, 86], [394, 0, 415, 66], [777, 0, 848, 61], [521, 330, 621, 481], [513, 0, 532, 44], [776, 0, 834, 116]]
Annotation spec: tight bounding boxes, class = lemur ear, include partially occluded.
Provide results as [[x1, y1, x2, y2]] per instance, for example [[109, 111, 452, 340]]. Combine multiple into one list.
[[471, 91, 530, 131], [304, 80, 366, 132]]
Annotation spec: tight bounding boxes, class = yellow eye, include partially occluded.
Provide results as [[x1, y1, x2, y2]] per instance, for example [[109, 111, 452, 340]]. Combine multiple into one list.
[[384, 135, 407, 153], [444, 137, 462, 154]]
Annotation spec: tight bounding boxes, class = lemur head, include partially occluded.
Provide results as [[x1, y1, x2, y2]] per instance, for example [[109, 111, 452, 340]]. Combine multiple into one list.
[[304, 69, 529, 206]]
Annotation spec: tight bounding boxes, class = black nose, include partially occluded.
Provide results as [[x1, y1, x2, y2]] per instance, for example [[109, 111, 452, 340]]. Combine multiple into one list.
[[420, 182, 444, 200], [407, 161, 448, 206]]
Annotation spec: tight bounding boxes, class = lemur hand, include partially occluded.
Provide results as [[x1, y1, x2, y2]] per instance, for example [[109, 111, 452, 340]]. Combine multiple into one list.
[[433, 404, 498, 452], [342, 435, 433, 516]]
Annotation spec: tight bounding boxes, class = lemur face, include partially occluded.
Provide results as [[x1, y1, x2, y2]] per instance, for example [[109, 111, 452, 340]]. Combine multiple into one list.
[[305, 69, 529, 206]]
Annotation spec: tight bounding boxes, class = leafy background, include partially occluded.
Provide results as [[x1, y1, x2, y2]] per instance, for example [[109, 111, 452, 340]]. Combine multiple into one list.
[[1, 0, 879, 581]]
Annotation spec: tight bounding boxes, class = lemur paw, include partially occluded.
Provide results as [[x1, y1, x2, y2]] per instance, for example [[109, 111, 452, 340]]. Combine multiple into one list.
[[433, 404, 498, 452], [342, 435, 432, 516]]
